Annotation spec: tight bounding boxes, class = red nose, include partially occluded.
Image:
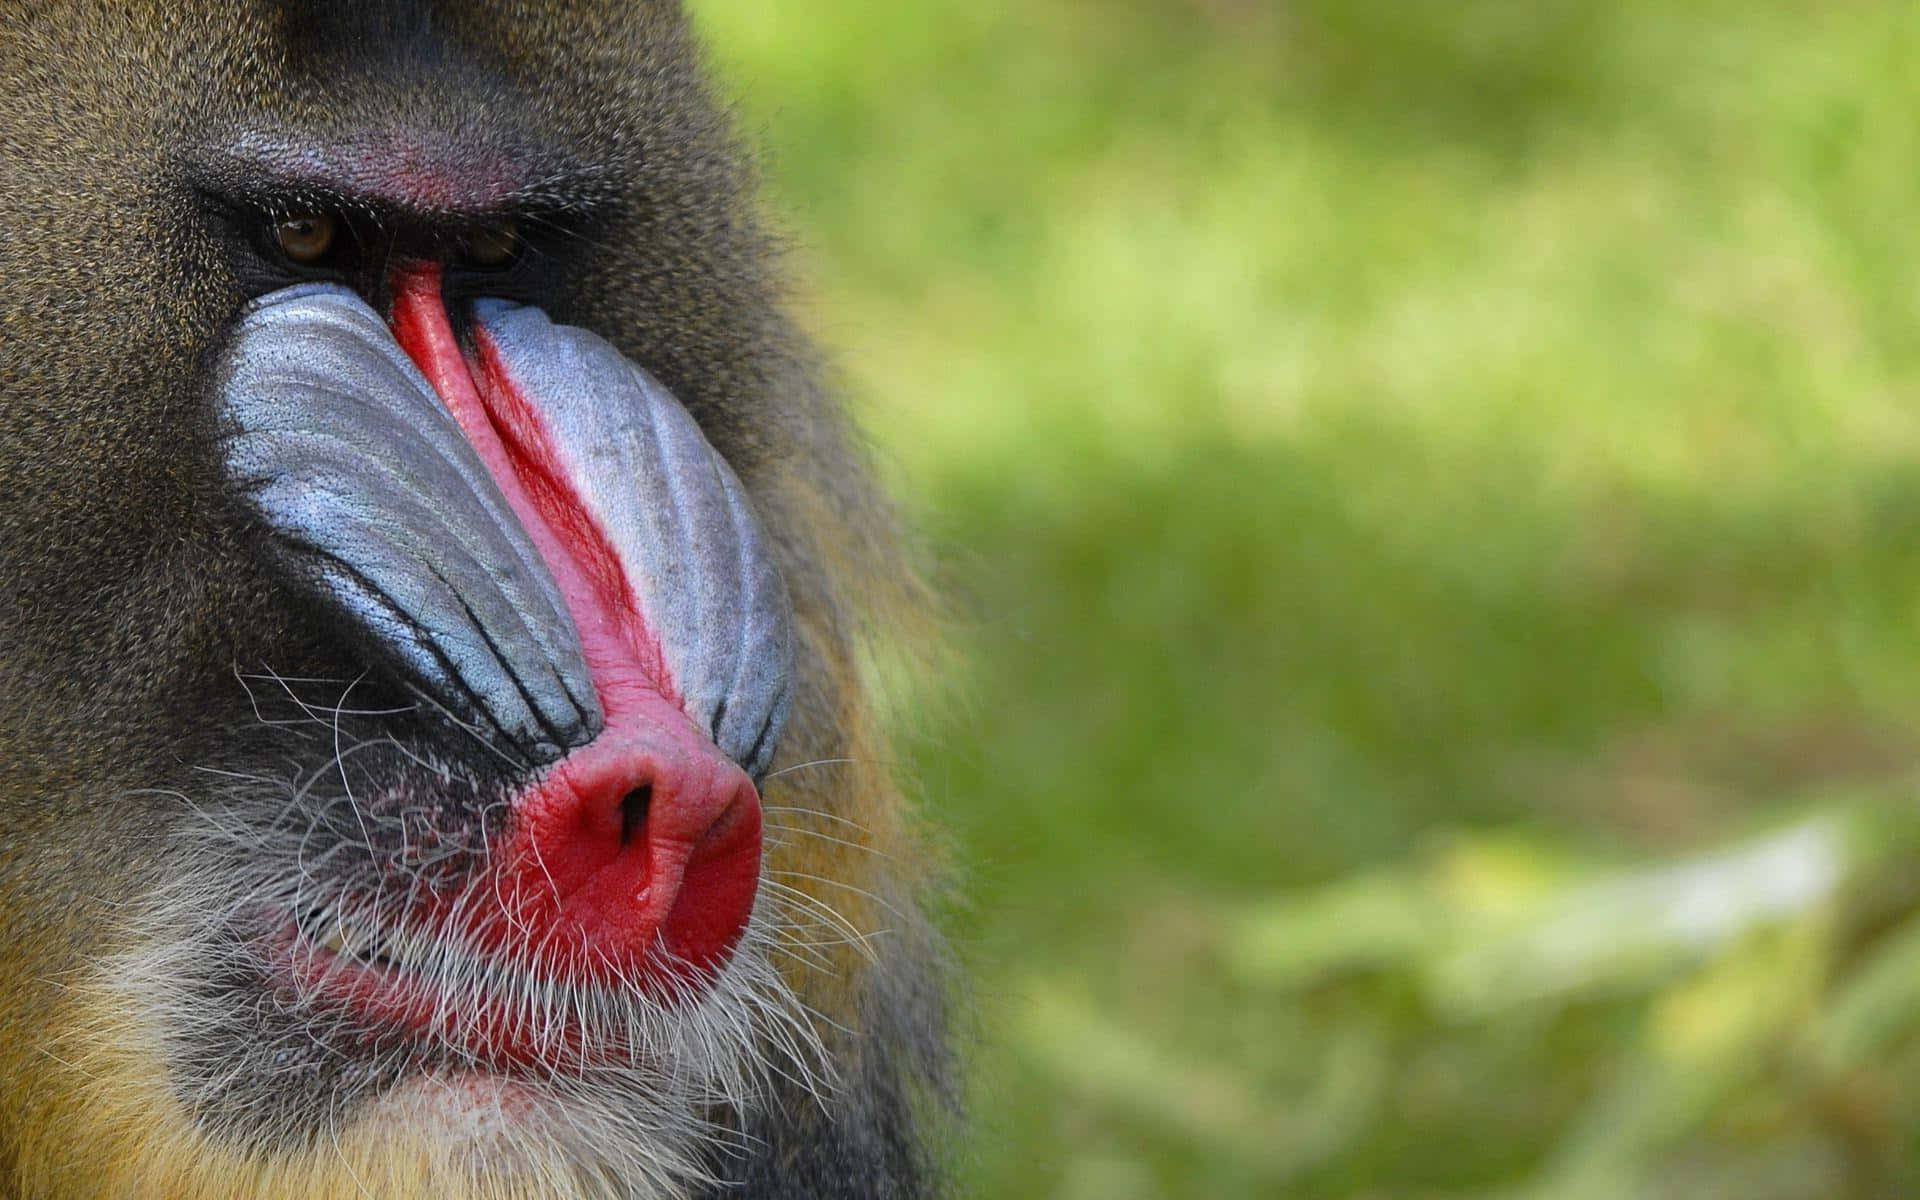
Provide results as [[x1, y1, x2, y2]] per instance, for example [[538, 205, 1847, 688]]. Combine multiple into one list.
[[494, 687, 763, 981], [389, 265, 762, 987]]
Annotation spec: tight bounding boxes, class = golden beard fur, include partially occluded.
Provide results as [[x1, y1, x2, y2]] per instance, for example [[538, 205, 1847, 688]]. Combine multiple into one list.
[[11, 859, 846, 1199], [15, 1059, 700, 1200], [14, 1050, 667, 1200]]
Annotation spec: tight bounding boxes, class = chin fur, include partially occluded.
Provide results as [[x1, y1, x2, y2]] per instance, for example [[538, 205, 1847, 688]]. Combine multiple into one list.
[[18, 851, 834, 1200]]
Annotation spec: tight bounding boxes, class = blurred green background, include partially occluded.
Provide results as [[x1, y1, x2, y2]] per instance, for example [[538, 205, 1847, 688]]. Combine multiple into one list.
[[691, 2, 1920, 1196]]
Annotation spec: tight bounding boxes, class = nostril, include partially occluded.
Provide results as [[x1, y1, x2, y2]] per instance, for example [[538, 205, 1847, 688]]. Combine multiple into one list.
[[619, 785, 652, 848], [494, 724, 762, 985]]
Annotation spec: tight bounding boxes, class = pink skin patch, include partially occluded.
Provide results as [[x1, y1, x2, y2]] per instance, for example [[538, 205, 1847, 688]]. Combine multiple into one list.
[[225, 131, 533, 215], [387, 265, 762, 990]]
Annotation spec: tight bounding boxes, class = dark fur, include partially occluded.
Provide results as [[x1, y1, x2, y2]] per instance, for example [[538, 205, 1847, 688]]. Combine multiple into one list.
[[0, 1, 950, 1195]]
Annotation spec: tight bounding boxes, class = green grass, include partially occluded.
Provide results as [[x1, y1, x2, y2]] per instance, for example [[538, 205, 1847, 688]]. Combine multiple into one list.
[[691, 2, 1920, 1195]]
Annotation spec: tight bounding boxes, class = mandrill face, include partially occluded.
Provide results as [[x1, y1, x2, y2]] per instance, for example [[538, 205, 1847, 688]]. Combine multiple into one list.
[[0, 3, 944, 1199], [185, 254, 794, 1135]]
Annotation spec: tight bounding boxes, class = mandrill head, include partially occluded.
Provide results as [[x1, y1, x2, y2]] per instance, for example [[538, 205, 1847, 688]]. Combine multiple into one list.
[[0, 3, 946, 1199]]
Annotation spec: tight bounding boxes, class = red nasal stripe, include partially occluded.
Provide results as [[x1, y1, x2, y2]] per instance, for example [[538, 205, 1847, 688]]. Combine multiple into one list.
[[385, 265, 759, 987], [387, 266, 676, 708]]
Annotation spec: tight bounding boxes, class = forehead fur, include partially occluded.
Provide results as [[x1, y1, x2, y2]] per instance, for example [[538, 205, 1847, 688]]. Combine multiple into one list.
[[3, 0, 705, 160]]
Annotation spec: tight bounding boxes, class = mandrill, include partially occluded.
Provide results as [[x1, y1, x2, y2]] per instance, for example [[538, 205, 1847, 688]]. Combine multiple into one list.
[[0, 2, 952, 1198]]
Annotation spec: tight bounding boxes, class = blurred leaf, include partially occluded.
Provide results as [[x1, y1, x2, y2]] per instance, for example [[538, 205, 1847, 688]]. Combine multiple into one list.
[[1225, 871, 1435, 988], [1013, 977, 1386, 1181], [1432, 819, 1844, 1019], [1530, 923, 1825, 1198], [1811, 913, 1920, 1072]]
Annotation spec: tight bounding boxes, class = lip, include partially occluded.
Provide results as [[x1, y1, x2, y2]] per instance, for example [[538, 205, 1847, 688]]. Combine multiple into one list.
[[268, 910, 642, 1070]]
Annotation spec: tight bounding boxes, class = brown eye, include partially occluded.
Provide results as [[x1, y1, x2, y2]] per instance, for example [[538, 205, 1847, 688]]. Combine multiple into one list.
[[464, 221, 519, 267], [275, 213, 336, 264]]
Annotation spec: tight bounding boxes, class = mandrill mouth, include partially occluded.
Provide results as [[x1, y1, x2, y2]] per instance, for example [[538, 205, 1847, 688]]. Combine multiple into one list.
[[261, 724, 767, 1069], [211, 264, 793, 1062]]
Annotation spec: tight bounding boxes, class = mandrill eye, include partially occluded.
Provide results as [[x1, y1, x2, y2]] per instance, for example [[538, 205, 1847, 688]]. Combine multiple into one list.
[[464, 221, 519, 268], [275, 213, 337, 264]]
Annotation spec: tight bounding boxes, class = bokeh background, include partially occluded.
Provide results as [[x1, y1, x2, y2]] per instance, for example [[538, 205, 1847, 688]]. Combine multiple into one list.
[[691, 2, 1920, 1196]]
